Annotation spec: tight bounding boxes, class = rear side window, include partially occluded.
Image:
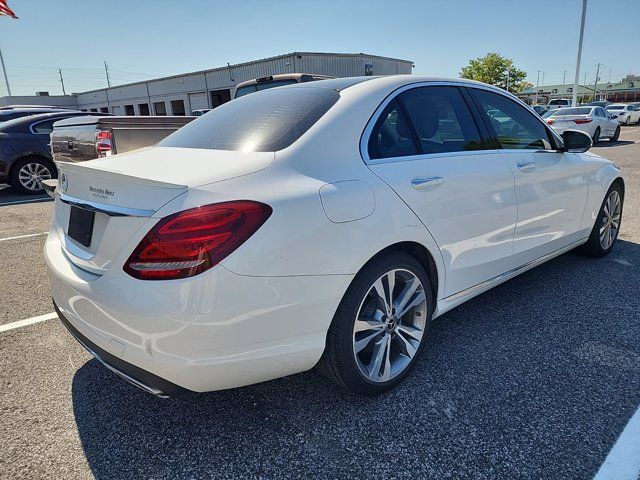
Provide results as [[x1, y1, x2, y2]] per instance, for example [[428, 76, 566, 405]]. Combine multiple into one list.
[[32, 119, 58, 134], [469, 88, 555, 150], [368, 100, 419, 160], [398, 86, 482, 154], [159, 87, 339, 152]]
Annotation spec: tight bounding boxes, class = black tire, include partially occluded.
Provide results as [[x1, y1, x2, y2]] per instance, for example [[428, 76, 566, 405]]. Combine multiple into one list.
[[9, 156, 56, 195], [625, 116, 631, 126], [592, 127, 600, 144], [610, 126, 620, 142], [579, 182, 623, 257], [317, 250, 434, 395]]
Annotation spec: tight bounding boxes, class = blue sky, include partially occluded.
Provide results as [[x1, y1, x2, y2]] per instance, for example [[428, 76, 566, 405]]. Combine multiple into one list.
[[0, 0, 638, 96]]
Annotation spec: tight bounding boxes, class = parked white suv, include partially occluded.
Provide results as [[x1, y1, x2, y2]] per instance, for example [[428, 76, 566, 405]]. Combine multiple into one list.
[[547, 98, 573, 110]]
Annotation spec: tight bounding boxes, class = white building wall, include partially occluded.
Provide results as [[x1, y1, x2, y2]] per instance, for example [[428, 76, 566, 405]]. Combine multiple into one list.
[[73, 52, 413, 114]]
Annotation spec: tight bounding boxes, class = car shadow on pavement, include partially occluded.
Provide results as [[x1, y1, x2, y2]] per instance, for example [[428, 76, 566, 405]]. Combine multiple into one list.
[[71, 240, 640, 479], [594, 140, 635, 148]]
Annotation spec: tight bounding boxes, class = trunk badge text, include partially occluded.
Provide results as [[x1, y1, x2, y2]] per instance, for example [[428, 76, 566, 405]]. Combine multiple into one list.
[[89, 186, 115, 200]]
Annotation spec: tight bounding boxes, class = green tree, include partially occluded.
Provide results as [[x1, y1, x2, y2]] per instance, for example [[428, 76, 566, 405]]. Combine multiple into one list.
[[460, 53, 529, 93]]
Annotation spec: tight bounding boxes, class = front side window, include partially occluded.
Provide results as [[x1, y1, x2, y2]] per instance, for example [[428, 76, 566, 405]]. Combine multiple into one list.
[[470, 88, 555, 150], [159, 87, 339, 152], [368, 100, 418, 160], [398, 86, 482, 154]]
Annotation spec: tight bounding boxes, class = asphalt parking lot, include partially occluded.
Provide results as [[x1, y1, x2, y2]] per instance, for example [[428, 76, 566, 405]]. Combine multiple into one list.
[[1, 127, 639, 479]]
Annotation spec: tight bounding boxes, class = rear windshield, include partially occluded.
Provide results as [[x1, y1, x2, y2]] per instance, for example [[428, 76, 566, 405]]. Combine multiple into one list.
[[159, 87, 339, 152], [552, 107, 592, 116], [234, 79, 298, 98], [549, 100, 569, 105], [607, 105, 624, 110]]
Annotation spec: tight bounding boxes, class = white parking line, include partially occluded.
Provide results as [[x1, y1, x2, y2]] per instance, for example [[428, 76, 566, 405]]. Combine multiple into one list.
[[593, 405, 640, 480], [0, 312, 58, 333], [0, 232, 48, 242]]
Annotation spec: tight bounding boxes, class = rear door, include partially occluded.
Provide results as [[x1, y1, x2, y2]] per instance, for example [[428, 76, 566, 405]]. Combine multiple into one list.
[[597, 108, 617, 136], [467, 87, 588, 261], [365, 85, 518, 297]]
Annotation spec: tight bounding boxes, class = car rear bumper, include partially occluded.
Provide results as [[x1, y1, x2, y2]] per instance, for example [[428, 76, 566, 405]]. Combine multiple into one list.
[[55, 302, 190, 397], [45, 227, 352, 394]]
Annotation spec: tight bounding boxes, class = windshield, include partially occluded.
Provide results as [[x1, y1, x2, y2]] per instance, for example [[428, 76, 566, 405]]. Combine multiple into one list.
[[551, 107, 592, 116], [607, 105, 625, 110], [549, 100, 568, 105], [159, 86, 340, 152]]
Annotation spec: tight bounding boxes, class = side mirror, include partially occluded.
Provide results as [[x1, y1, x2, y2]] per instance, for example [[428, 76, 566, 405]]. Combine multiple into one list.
[[562, 129, 592, 153], [611, 114, 618, 119]]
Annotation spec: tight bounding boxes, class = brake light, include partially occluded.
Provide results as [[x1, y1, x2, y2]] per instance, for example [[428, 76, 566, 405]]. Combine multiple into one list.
[[574, 118, 593, 124], [96, 129, 113, 157], [546, 119, 554, 125], [124, 201, 272, 280]]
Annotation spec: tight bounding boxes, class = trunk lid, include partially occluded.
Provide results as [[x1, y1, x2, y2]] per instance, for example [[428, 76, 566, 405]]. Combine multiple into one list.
[[55, 146, 275, 275]]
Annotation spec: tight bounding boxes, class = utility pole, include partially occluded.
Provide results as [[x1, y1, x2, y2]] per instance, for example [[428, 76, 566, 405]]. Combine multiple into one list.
[[593, 62, 601, 101], [0, 48, 11, 96], [535, 70, 541, 104], [572, 0, 587, 107], [58, 68, 66, 95], [562, 70, 567, 85], [608, 68, 612, 83], [104, 60, 111, 88], [505, 69, 510, 93]]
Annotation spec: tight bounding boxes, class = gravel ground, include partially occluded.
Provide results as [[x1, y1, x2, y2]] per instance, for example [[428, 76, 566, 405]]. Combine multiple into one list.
[[1, 127, 639, 479]]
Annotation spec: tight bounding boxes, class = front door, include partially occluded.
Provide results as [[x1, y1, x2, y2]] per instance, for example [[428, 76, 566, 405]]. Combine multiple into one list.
[[468, 87, 588, 261], [365, 86, 518, 297]]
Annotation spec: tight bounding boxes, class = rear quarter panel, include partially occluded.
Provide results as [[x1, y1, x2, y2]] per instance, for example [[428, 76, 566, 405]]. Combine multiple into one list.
[[580, 152, 623, 231]]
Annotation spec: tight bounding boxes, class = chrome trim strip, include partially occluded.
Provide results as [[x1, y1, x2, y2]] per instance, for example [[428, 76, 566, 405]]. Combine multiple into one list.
[[442, 238, 588, 305], [60, 193, 155, 218]]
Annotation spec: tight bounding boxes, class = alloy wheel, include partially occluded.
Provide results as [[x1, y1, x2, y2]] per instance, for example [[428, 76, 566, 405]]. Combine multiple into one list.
[[600, 190, 621, 250], [18, 162, 51, 192], [352, 269, 427, 383]]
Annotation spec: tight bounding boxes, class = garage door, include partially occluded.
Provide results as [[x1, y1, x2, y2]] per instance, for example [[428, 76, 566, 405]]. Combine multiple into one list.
[[188, 92, 209, 114]]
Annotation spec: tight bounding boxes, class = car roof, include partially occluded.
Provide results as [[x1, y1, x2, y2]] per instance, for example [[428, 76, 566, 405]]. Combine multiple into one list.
[[0, 111, 89, 131]]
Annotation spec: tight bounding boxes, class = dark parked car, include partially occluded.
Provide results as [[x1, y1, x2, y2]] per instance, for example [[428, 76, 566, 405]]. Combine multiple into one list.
[[0, 112, 95, 194], [532, 105, 548, 116], [0, 107, 73, 124]]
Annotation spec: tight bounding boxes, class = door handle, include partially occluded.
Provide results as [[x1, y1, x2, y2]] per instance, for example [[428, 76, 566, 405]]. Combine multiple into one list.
[[517, 161, 537, 173], [411, 176, 443, 190]]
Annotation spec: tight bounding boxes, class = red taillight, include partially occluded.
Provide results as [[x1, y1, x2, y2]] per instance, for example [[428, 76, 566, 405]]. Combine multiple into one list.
[[574, 118, 593, 124], [96, 129, 112, 157], [124, 201, 272, 280], [546, 119, 554, 125]]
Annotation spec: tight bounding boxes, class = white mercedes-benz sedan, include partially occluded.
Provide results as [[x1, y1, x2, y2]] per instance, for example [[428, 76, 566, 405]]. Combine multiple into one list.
[[45, 76, 624, 397]]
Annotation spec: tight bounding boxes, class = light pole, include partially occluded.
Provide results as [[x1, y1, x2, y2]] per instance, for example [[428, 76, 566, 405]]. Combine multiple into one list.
[[535, 70, 541, 104], [593, 62, 601, 101], [0, 48, 11, 96], [572, 0, 587, 107]]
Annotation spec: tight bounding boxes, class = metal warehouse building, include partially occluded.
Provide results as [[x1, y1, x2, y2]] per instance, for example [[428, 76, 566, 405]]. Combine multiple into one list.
[[73, 52, 413, 115]]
